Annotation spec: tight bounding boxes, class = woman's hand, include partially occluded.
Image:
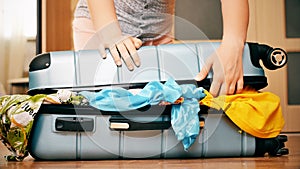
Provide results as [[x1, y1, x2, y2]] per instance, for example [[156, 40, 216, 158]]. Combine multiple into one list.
[[87, 0, 143, 71], [195, 41, 244, 97], [96, 21, 142, 71], [195, 0, 249, 97]]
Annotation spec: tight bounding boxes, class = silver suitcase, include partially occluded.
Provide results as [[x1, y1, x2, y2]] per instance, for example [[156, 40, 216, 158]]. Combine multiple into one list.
[[28, 42, 288, 160]]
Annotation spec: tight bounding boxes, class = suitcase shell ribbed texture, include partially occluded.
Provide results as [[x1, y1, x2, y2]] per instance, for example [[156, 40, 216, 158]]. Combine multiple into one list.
[[28, 42, 288, 160]]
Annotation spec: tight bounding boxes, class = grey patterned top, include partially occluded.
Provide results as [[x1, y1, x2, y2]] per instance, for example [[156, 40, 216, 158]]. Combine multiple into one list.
[[74, 0, 174, 42]]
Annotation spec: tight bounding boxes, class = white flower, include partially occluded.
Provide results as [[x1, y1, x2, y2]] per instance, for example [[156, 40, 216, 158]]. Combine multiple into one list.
[[57, 90, 72, 103]]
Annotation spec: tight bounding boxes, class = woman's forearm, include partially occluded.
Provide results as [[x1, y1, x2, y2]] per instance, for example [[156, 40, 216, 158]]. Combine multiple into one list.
[[220, 0, 249, 44], [87, 0, 119, 30]]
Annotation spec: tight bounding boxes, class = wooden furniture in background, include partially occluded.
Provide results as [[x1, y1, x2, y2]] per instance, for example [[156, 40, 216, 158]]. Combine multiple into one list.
[[41, 0, 76, 52], [7, 77, 29, 94]]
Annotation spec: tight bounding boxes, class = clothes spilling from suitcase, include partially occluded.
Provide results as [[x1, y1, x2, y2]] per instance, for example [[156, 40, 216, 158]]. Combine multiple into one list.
[[0, 42, 289, 161]]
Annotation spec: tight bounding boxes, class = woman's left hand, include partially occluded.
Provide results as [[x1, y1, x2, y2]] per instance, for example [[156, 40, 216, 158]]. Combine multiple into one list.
[[195, 40, 245, 97]]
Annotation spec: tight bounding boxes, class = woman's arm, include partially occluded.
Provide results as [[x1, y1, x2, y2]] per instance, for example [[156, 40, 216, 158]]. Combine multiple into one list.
[[87, 0, 118, 28], [87, 0, 142, 70], [221, 0, 249, 44], [196, 0, 249, 96]]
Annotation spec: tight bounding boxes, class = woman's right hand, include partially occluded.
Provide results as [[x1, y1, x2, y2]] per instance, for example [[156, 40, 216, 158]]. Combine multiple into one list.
[[87, 0, 142, 71], [96, 22, 142, 71]]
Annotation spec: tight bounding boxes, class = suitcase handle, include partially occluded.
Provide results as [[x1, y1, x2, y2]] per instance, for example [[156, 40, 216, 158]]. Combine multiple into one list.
[[248, 42, 288, 70], [109, 115, 205, 131], [109, 115, 171, 131], [55, 117, 94, 132]]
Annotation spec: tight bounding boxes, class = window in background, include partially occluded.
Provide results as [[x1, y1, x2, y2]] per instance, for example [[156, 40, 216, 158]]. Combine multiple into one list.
[[24, 0, 37, 38], [3, 0, 36, 38], [23, 0, 37, 74]]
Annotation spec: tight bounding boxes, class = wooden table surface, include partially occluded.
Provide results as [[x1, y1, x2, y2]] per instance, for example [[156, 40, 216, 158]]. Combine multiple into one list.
[[0, 134, 299, 169]]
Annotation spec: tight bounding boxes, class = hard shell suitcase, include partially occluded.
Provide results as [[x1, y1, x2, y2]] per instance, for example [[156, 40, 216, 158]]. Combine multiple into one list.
[[28, 42, 288, 160]]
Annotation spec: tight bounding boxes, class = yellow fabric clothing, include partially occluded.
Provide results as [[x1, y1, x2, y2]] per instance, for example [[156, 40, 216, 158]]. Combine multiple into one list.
[[200, 89, 285, 138]]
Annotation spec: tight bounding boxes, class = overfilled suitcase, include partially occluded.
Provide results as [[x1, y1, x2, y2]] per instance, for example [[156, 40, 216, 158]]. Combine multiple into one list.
[[27, 42, 289, 160]]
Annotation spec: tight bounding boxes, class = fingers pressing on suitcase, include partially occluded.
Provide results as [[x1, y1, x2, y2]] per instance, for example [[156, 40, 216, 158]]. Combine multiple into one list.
[[235, 78, 244, 94], [195, 65, 210, 83], [113, 38, 141, 70], [109, 45, 122, 66], [97, 43, 108, 59], [195, 42, 244, 97], [96, 21, 142, 71], [195, 53, 213, 82], [102, 36, 142, 70], [216, 42, 244, 96], [122, 37, 142, 67], [111, 37, 142, 70], [195, 52, 224, 97]]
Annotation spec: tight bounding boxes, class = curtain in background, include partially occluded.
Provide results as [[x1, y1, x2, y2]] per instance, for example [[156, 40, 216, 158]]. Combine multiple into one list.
[[0, 0, 27, 93]]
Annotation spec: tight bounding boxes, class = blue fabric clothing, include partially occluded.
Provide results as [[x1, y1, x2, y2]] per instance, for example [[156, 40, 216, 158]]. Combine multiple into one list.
[[80, 78, 206, 150], [171, 84, 205, 150]]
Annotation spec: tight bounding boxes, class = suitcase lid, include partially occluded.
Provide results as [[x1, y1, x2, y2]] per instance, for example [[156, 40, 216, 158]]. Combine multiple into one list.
[[28, 42, 271, 94]]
